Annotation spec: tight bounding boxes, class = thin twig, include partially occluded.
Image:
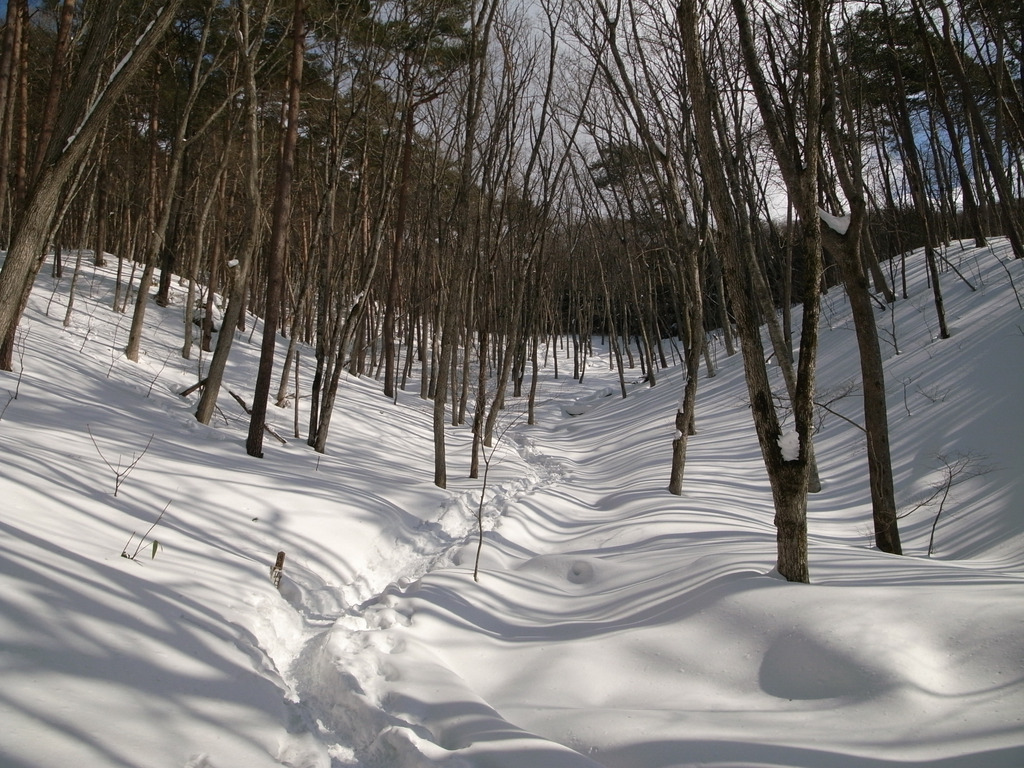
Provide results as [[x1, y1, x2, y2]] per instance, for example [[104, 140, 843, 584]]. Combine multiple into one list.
[[87, 425, 154, 496], [0, 393, 14, 421], [122, 500, 171, 561], [474, 414, 524, 582], [813, 400, 865, 432]]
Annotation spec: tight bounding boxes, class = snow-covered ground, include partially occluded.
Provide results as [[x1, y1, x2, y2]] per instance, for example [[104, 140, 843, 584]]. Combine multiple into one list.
[[1, 240, 1021, 768]]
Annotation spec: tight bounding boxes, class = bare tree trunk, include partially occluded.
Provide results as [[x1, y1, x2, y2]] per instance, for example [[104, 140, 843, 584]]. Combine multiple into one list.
[[470, 327, 488, 479], [0, 0, 185, 351], [694, 0, 828, 581], [823, 18, 906, 554], [922, 0, 1024, 260], [0, 0, 24, 240], [183, 143, 230, 359], [29, 0, 77, 185], [589, 0, 704, 493], [312, 298, 366, 453], [195, 0, 265, 425], [382, 91, 415, 401], [733, 0, 902, 556], [94, 165, 108, 267], [12, 4, 27, 213], [125, 63, 165, 363], [432, 300, 454, 488], [62, 240, 84, 329], [246, 0, 305, 458]]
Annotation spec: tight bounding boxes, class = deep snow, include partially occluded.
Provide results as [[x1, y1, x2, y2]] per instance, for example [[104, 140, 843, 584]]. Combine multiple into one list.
[[0, 239, 1022, 768]]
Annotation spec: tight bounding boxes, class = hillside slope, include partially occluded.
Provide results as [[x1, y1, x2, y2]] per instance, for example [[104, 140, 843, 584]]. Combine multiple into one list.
[[0, 240, 1021, 768]]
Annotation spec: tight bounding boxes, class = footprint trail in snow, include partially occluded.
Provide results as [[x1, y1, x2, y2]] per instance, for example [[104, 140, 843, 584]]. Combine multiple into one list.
[[249, 423, 569, 767]]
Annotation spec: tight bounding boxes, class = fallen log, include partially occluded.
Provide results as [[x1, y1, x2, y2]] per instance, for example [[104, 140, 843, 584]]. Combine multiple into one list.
[[179, 377, 208, 397]]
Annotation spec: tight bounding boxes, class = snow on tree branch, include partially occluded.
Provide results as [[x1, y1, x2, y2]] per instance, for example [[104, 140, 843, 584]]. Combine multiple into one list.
[[817, 207, 851, 236], [64, 8, 168, 153]]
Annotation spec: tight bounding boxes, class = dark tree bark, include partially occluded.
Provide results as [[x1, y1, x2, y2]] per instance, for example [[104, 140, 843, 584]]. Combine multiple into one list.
[[382, 93, 414, 401], [921, 0, 1024, 260], [0, 0, 185, 356], [29, 0, 76, 185], [195, 0, 265, 425], [247, 0, 305, 458], [0, 0, 25, 239], [733, 0, 902, 556], [682, 0, 826, 582]]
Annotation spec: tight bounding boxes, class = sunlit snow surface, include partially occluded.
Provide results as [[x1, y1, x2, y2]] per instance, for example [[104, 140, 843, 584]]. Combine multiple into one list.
[[1, 240, 1022, 768]]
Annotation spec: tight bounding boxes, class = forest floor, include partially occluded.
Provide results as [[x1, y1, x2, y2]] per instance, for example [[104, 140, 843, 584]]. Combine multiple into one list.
[[1, 239, 1022, 768]]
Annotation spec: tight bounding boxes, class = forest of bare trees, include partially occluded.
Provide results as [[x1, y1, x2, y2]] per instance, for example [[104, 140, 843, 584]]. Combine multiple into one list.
[[0, 0, 1020, 582]]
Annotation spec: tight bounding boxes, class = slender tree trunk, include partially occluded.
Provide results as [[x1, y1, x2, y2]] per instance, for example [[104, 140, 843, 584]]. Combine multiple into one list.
[[383, 91, 415, 401], [0, 0, 184, 349], [184, 143, 229, 359], [432, 301, 455, 488], [125, 64, 165, 363], [94, 165, 108, 267], [312, 299, 365, 453], [62, 242, 84, 329], [923, 0, 1024, 259], [29, 0, 77, 185], [0, 0, 24, 239], [246, 0, 304, 458], [195, 0, 264, 424]]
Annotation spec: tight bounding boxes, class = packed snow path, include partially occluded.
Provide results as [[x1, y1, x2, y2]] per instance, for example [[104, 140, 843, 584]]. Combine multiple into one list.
[[250, 415, 582, 767]]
